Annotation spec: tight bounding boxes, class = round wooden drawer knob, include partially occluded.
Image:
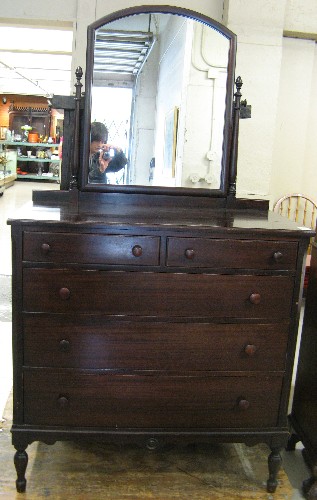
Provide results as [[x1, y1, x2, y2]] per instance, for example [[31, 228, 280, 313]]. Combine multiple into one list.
[[273, 251, 283, 262], [41, 243, 51, 254], [146, 438, 160, 450], [57, 396, 69, 409], [249, 293, 261, 305], [132, 245, 143, 257], [237, 398, 250, 411], [59, 339, 71, 352], [244, 344, 257, 356], [59, 287, 71, 300], [185, 249, 195, 259]]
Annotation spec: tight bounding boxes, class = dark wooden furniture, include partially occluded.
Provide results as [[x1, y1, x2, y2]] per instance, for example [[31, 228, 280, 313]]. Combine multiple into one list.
[[287, 239, 317, 499], [8, 5, 315, 495], [9, 201, 313, 493], [8, 103, 51, 137]]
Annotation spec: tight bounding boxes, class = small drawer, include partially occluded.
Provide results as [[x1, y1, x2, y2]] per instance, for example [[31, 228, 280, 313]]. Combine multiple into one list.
[[166, 238, 298, 270], [24, 370, 283, 429], [23, 232, 160, 266], [24, 315, 289, 372], [23, 269, 294, 320]]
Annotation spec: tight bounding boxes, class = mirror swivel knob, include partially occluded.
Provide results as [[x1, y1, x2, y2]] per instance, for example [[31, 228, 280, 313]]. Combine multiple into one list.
[[41, 243, 51, 254], [59, 288, 71, 300], [244, 344, 257, 356], [249, 293, 261, 305], [185, 249, 195, 259], [132, 245, 143, 257]]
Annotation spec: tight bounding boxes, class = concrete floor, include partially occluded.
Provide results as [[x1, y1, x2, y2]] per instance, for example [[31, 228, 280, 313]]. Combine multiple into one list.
[[0, 180, 312, 499]]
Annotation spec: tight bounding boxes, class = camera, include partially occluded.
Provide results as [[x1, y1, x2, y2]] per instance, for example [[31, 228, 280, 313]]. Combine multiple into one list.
[[102, 147, 114, 161], [102, 150, 111, 160]]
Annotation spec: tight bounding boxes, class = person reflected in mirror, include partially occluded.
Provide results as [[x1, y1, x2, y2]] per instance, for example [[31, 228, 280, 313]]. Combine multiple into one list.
[[88, 121, 127, 183]]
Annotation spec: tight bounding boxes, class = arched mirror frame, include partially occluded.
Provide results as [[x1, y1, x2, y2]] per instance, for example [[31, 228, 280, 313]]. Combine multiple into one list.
[[79, 5, 237, 198]]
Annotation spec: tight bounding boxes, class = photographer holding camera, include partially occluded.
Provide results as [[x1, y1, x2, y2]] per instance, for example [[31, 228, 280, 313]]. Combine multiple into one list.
[[88, 121, 127, 183]]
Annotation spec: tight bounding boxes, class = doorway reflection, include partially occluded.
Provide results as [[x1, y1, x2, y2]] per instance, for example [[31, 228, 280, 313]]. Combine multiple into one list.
[[91, 86, 132, 184]]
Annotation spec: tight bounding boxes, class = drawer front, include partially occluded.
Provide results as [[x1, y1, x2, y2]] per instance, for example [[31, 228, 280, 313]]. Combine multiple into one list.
[[24, 370, 283, 428], [23, 269, 294, 320], [24, 315, 289, 371], [23, 232, 160, 266], [166, 238, 298, 270]]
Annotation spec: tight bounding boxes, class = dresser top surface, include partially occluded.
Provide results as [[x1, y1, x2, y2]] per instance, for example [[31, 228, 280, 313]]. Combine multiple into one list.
[[6, 201, 315, 240]]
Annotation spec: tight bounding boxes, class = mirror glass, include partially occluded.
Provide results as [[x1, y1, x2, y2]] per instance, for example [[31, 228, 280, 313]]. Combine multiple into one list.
[[82, 8, 236, 195]]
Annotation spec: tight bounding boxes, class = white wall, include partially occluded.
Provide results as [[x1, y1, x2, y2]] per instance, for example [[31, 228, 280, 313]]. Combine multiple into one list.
[[284, 0, 317, 33], [226, 0, 287, 200], [226, 0, 317, 205], [0, 0, 77, 21], [303, 45, 317, 198], [181, 24, 228, 190], [270, 38, 317, 205], [153, 15, 189, 187], [130, 43, 159, 186], [1, 0, 317, 205]]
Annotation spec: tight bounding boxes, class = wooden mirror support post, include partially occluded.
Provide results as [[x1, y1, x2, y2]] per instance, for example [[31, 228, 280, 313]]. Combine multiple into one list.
[[69, 66, 83, 191], [229, 76, 243, 197]]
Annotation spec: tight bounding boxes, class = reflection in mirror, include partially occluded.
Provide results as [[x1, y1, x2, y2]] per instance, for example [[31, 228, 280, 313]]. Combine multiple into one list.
[[87, 11, 231, 190]]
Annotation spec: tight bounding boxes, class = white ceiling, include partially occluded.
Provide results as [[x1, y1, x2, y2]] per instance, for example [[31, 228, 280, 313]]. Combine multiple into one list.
[[93, 28, 155, 85], [0, 26, 73, 96]]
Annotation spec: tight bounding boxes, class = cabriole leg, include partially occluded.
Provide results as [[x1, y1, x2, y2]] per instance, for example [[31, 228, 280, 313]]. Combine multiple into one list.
[[14, 448, 28, 493], [267, 447, 282, 493]]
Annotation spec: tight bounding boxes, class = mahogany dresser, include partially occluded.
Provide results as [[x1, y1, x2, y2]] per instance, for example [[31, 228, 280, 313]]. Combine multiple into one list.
[[8, 201, 313, 493]]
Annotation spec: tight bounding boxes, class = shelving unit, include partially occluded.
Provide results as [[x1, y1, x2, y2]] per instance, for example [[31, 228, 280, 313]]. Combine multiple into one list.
[[0, 141, 60, 182], [0, 149, 17, 190]]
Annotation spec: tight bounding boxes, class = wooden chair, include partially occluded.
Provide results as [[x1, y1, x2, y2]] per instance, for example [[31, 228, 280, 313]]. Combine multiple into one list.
[[274, 194, 317, 291]]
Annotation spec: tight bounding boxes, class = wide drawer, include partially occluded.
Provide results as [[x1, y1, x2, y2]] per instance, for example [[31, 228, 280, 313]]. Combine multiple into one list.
[[166, 238, 298, 270], [23, 269, 294, 320], [23, 232, 160, 266], [23, 370, 283, 428], [24, 315, 289, 371]]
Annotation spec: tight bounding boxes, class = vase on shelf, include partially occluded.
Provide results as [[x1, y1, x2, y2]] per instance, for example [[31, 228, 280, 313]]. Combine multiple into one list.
[[21, 125, 32, 142]]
